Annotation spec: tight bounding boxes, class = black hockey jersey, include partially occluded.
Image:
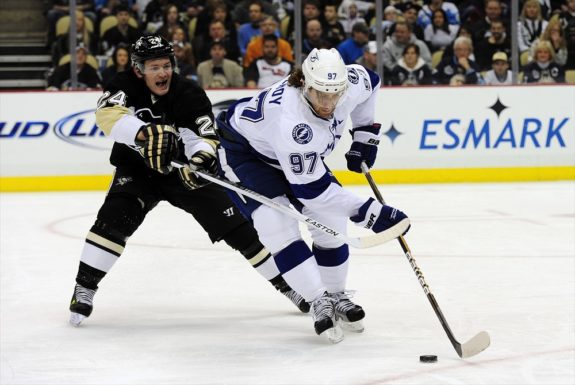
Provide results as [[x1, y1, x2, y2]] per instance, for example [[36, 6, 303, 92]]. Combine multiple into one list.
[[95, 70, 216, 169]]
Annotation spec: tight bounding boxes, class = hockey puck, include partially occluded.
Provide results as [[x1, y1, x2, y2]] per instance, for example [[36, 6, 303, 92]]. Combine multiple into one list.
[[419, 355, 438, 363]]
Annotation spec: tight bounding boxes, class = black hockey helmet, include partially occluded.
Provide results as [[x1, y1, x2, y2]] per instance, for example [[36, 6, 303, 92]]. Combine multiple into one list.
[[131, 34, 175, 72]]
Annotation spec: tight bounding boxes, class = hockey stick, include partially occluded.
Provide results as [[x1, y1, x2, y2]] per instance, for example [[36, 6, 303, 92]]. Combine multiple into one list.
[[361, 163, 490, 359], [171, 160, 409, 249]]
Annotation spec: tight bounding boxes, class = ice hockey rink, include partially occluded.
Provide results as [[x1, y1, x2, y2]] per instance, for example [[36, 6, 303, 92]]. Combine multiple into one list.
[[1, 181, 574, 385]]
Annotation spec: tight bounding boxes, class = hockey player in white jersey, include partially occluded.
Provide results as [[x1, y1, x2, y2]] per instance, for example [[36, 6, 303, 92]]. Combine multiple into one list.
[[215, 48, 409, 342]]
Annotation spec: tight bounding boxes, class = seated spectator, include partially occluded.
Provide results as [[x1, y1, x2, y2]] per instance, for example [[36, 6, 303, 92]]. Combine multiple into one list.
[[337, 22, 371, 64], [101, 43, 130, 87], [237, 0, 265, 57], [101, 4, 141, 56], [424, 8, 459, 52], [244, 15, 293, 68], [483, 51, 512, 85], [285, 0, 323, 45], [469, 0, 507, 42], [51, 10, 98, 66], [356, 40, 377, 71], [474, 19, 511, 71], [156, 3, 188, 41], [95, 0, 139, 23], [339, 1, 367, 36], [397, 1, 425, 41], [523, 40, 566, 83], [141, 0, 169, 33], [518, 0, 548, 55], [383, 20, 432, 72], [390, 43, 433, 85], [173, 40, 197, 81], [434, 36, 481, 84], [196, 41, 244, 88], [194, 0, 237, 46], [193, 19, 241, 64], [390, 43, 433, 86], [169, 26, 189, 44], [322, 2, 346, 47], [47, 46, 102, 90], [232, 0, 278, 24], [442, 24, 476, 62], [417, 0, 460, 29], [372, 5, 400, 40], [532, 18, 569, 67], [46, 0, 96, 47], [559, 0, 575, 69], [302, 19, 331, 57], [245, 34, 293, 88]]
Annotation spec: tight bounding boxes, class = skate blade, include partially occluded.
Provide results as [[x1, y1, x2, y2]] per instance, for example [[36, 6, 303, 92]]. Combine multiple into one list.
[[69, 312, 87, 327], [322, 324, 344, 344], [339, 319, 364, 333]]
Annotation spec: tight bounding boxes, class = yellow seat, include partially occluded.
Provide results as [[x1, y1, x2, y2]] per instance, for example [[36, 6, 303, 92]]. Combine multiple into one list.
[[100, 15, 139, 37], [280, 15, 290, 39], [188, 17, 198, 40], [520, 51, 530, 67], [56, 15, 94, 36], [566, 70, 575, 84], [431, 50, 443, 69], [58, 53, 99, 70]]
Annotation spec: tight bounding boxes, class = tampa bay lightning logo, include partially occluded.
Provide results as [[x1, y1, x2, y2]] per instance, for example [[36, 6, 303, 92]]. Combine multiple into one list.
[[347, 68, 359, 84], [292, 123, 313, 144]]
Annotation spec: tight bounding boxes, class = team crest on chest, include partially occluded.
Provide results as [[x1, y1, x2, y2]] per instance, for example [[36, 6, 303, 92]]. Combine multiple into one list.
[[292, 123, 313, 144]]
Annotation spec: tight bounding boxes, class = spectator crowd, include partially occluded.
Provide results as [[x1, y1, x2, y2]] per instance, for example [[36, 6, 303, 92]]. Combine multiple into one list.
[[44, 0, 575, 90]]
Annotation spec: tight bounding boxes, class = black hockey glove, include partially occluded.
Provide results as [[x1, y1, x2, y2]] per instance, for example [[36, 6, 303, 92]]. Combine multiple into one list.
[[135, 124, 179, 174], [177, 150, 218, 190], [345, 123, 382, 173], [351, 197, 410, 235]]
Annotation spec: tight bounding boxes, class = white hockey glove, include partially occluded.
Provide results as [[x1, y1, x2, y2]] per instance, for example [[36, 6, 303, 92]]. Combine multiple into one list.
[[177, 150, 218, 190]]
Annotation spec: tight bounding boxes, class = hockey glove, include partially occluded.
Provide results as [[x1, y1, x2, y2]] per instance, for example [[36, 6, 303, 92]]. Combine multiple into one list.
[[350, 197, 410, 235], [177, 150, 218, 190], [135, 123, 179, 174], [344, 123, 382, 173]]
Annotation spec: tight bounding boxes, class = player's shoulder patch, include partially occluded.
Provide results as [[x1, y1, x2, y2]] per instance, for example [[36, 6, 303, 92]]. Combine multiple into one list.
[[292, 123, 313, 144], [347, 67, 360, 84]]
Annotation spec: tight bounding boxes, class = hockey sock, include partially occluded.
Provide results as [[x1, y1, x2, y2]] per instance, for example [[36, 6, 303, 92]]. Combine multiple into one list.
[[313, 244, 349, 293]]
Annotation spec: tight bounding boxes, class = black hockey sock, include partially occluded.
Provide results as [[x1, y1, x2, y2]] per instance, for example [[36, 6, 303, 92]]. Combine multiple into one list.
[[75, 261, 106, 290]]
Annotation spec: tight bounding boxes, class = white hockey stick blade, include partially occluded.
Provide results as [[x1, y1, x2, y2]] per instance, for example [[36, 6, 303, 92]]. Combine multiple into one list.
[[459, 331, 491, 358], [171, 161, 407, 249]]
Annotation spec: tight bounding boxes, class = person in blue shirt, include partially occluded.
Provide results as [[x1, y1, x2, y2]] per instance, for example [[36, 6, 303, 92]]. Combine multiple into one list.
[[336, 22, 370, 64]]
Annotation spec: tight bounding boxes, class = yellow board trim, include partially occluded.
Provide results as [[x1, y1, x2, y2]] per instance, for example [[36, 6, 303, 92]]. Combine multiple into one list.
[[0, 166, 574, 192], [0, 175, 113, 192]]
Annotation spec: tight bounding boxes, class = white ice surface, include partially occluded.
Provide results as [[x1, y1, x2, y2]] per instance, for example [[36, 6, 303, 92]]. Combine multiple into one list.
[[1, 182, 574, 385]]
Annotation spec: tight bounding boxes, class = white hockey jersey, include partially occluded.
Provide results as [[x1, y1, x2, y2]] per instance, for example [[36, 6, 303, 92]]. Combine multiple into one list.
[[229, 64, 381, 217]]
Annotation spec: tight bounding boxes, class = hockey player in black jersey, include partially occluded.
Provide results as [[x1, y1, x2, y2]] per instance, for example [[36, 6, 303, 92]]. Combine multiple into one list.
[[69, 34, 308, 326]]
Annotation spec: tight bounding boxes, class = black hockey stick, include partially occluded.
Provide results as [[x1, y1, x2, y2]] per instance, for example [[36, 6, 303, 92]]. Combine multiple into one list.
[[361, 163, 490, 359], [171, 160, 409, 249]]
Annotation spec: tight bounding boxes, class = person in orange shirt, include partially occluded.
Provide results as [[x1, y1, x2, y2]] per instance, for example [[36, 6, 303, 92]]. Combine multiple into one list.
[[243, 15, 294, 68]]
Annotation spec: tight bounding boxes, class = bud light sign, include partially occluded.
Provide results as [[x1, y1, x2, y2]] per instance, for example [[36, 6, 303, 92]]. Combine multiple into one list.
[[0, 108, 111, 151]]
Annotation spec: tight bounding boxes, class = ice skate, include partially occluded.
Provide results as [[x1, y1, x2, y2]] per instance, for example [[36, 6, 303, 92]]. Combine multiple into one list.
[[69, 283, 96, 327], [311, 292, 343, 343], [331, 291, 365, 333], [281, 289, 310, 313], [274, 278, 310, 313]]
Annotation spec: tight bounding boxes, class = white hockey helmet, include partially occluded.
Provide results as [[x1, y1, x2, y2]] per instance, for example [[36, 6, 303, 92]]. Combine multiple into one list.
[[302, 48, 347, 94]]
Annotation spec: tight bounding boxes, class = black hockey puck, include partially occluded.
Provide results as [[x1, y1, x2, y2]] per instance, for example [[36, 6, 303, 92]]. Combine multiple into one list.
[[419, 355, 438, 363]]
